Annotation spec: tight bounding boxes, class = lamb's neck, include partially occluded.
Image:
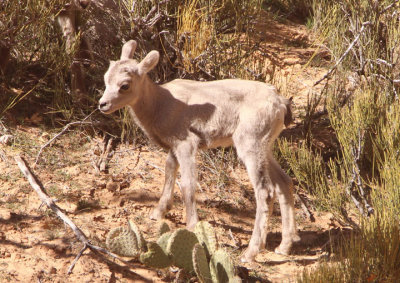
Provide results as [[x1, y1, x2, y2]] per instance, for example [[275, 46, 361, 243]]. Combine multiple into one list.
[[128, 77, 169, 145]]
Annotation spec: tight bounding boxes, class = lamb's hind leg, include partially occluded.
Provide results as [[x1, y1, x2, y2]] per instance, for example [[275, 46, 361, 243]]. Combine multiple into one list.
[[235, 140, 274, 263], [269, 157, 300, 255], [150, 150, 178, 220]]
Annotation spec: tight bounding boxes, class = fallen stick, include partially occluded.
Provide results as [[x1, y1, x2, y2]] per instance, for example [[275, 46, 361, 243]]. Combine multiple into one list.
[[94, 136, 116, 173], [14, 155, 143, 276]]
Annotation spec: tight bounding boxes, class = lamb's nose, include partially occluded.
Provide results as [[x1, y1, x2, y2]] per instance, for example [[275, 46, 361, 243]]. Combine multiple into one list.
[[99, 102, 107, 110]]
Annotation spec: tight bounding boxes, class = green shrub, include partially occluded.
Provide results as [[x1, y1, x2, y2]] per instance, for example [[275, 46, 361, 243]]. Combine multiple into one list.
[[298, 0, 400, 280]]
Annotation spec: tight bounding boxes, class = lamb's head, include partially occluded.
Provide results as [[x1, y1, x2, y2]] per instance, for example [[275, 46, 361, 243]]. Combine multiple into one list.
[[99, 40, 160, 114]]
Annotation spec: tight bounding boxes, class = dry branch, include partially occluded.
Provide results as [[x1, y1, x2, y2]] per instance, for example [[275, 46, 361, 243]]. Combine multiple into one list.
[[93, 135, 116, 173], [314, 21, 371, 86], [295, 193, 315, 222], [346, 130, 374, 217], [14, 155, 143, 276]]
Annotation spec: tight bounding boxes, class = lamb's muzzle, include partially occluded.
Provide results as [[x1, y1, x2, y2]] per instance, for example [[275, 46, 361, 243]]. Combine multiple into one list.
[[98, 101, 109, 112], [99, 39, 300, 263]]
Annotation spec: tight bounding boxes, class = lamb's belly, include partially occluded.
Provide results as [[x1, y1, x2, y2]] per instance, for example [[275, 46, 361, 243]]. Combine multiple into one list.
[[206, 136, 233, 149]]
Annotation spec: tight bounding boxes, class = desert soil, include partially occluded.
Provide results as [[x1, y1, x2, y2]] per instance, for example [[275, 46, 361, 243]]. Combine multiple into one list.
[[1, 13, 339, 283]]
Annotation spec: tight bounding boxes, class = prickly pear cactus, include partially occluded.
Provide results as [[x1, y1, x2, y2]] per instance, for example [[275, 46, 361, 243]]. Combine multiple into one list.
[[158, 220, 170, 236], [139, 241, 172, 269], [157, 231, 172, 253], [209, 249, 237, 283], [193, 243, 213, 283], [106, 226, 139, 257], [194, 221, 218, 258], [128, 220, 146, 252], [166, 228, 199, 272]]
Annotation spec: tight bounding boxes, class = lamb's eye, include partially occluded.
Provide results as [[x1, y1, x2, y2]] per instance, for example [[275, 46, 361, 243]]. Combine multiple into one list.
[[120, 84, 130, 91]]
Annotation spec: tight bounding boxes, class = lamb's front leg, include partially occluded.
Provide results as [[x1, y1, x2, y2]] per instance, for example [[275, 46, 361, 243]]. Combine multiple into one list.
[[175, 141, 199, 230], [150, 151, 178, 220]]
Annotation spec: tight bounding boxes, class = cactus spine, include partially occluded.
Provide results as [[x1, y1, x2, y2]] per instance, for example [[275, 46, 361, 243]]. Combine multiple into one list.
[[128, 219, 146, 252], [193, 243, 213, 283], [157, 231, 172, 253], [158, 220, 171, 236], [166, 228, 199, 272], [195, 221, 218, 258], [139, 241, 172, 268], [106, 226, 140, 257], [210, 249, 237, 283]]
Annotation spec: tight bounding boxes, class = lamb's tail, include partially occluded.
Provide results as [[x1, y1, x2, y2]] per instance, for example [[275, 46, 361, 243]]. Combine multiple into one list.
[[283, 97, 293, 127]]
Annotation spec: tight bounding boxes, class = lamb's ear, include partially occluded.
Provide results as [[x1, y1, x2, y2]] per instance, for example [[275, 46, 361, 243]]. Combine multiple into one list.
[[120, 40, 137, 60], [137, 51, 159, 75]]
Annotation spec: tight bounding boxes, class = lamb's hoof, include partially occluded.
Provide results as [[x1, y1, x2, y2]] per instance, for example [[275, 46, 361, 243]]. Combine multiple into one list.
[[240, 249, 257, 263], [149, 209, 164, 221], [240, 255, 255, 263], [274, 246, 290, 255], [275, 234, 300, 255], [186, 219, 198, 231]]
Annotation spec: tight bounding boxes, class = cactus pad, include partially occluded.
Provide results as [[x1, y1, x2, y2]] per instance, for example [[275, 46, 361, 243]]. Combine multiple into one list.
[[157, 231, 172, 253], [140, 241, 172, 268], [210, 249, 236, 283], [128, 220, 146, 252], [158, 220, 171, 236], [194, 221, 218, 258], [193, 243, 213, 283], [166, 228, 199, 272], [106, 226, 139, 257]]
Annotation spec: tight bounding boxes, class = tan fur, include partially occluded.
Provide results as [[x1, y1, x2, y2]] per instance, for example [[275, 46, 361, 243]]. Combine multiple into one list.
[[99, 40, 300, 262]]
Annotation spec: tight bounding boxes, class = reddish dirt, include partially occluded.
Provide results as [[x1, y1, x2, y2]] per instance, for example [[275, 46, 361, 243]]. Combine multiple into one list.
[[0, 12, 336, 283]]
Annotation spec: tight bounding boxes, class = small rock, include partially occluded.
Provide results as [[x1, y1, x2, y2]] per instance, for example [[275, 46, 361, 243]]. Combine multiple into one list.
[[94, 180, 106, 189], [0, 208, 12, 220], [294, 63, 302, 70], [106, 180, 119, 192], [49, 267, 57, 274]]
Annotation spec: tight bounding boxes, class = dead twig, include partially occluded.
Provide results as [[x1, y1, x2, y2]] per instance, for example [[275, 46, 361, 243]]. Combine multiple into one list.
[[35, 109, 97, 166], [15, 155, 88, 244], [14, 155, 143, 276], [94, 135, 117, 173], [381, 0, 400, 14], [67, 244, 88, 274], [228, 229, 240, 249], [295, 193, 315, 222], [314, 21, 372, 87], [0, 148, 7, 162], [346, 130, 374, 217]]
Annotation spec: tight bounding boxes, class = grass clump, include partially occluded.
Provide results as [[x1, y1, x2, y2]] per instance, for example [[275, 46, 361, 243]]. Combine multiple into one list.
[[299, 216, 400, 283], [293, 0, 400, 280]]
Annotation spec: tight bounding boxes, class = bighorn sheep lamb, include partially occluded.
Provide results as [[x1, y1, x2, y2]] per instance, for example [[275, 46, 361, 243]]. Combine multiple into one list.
[[98, 40, 300, 262]]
